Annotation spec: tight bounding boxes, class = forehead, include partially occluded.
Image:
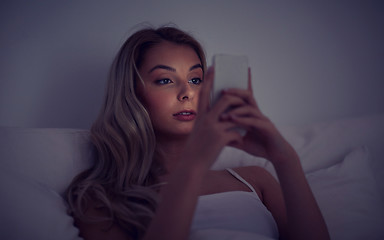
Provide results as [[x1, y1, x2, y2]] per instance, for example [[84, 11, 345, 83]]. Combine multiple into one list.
[[141, 41, 201, 70]]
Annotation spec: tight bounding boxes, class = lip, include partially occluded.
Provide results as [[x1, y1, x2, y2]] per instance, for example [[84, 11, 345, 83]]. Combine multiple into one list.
[[173, 110, 197, 121]]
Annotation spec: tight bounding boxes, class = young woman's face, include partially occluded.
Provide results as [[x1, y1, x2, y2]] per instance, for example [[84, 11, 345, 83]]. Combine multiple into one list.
[[137, 41, 204, 138]]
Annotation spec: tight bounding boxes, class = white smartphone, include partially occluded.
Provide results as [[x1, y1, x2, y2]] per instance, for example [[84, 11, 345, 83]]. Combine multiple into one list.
[[211, 54, 249, 135], [211, 54, 249, 104]]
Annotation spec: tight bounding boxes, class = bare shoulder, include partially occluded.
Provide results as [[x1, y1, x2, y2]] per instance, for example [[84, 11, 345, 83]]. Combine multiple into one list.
[[231, 166, 280, 199], [232, 165, 276, 185], [74, 199, 131, 240]]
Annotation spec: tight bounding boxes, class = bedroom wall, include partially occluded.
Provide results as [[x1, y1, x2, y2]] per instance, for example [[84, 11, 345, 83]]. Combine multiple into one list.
[[1, 0, 383, 128]]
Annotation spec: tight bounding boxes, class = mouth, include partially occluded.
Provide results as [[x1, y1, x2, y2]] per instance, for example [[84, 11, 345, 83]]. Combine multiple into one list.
[[173, 110, 197, 121]]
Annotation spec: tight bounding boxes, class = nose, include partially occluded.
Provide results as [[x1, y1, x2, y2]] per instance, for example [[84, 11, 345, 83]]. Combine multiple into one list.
[[177, 82, 195, 102]]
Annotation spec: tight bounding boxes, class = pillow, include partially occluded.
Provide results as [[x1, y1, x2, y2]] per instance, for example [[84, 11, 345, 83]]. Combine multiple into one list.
[[0, 127, 94, 195], [277, 114, 384, 177], [211, 146, 268, 170], [306, 146, 384, 239], [0, 167, 83, 240]]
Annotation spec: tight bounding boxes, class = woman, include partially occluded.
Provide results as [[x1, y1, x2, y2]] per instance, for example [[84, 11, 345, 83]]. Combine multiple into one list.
[[66, 26, 330, 240]]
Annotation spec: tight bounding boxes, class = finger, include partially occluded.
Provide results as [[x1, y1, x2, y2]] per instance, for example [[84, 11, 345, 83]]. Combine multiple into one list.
[[226, 131, 243, 147], [213, 123, 243, 145], [218, 120, 242, 132], [198, 66, 214, 113], [222, 88, 257, 107], [208, 121, 243, 145], [223, 88, 265, 115], [222, 105, 266, 120], [226, 114, 269, 132], [210, 94, 246, 118], [228, 136, 245, 149]]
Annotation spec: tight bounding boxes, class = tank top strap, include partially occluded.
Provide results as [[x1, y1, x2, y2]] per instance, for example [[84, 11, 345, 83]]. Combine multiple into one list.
[[226, 168, 257, 193]]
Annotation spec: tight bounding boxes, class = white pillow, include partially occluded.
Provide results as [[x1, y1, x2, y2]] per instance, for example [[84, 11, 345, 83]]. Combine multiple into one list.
[[0, 168, 83, 240], [211, 146, 268, 170], [306, 146, 384, 240], [0, 127, 93, 195], [277, 114, 384, 177]]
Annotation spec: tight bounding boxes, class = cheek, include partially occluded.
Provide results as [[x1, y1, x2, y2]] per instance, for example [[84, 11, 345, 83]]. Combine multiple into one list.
[[192, 87, 202, 107], [141, 91, 174, 115]]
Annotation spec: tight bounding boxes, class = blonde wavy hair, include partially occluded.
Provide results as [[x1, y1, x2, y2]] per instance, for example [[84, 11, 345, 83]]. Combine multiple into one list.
[[66, 26, 207, 239]]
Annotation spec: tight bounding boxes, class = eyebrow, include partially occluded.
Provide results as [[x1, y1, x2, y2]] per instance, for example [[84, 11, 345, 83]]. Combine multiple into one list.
[[148, 65, 175, 73], [190, 63, 203, 72], [148, 63, 203, 73]]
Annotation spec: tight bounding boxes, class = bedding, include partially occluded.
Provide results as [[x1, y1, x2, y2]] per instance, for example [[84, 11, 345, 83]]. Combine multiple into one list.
[[1, 113, 383, 239], [0, 168, 82, 240], [307, 146, 384, 239]]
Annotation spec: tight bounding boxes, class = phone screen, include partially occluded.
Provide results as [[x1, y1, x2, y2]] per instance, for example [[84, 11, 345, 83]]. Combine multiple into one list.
[[212, 54, 249, 104]]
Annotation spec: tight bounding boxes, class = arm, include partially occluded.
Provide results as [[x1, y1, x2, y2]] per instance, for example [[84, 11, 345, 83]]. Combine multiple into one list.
[[259, 146, 330, 240], [223, 69, 330, 240], [76, 164, 207, 240], [272, 151, 329, 240], [233, 119, 329, 240], [74, 200, 133, 240], [142, 159, 205, 240]]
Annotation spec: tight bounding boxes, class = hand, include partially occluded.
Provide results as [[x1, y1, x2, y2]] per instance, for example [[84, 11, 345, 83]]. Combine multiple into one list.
[[183, 67, 244, 169], [220, 69, 298, 165]]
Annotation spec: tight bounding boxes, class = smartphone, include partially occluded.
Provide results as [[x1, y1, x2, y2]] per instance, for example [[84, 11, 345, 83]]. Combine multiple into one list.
[[211, 54, 249, 104], [211, 54, 249, 135]]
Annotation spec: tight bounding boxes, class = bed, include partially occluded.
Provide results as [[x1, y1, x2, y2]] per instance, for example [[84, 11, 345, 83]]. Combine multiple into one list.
[[1, 113, 383, 240]]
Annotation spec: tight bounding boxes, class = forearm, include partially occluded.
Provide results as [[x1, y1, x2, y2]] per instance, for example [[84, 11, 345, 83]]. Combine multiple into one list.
[[273, 152, 330, 240], [142, 162, 207, 240]]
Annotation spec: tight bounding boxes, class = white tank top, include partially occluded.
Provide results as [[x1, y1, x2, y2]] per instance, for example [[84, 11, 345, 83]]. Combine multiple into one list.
[[190, 168, 279, 239]]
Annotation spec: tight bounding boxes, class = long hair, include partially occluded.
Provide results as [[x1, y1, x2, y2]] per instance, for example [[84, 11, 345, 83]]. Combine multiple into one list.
[[66, 26, 207, 239]]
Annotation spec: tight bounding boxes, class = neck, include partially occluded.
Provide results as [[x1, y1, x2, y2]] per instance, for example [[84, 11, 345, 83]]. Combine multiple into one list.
[[155, 133, 189, 175]]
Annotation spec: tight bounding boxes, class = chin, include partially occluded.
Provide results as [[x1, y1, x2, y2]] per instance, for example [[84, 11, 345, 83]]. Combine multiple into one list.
[[174, 128, 193, 136], [155, 127, 193, 139], [171, 123, 195, 135]]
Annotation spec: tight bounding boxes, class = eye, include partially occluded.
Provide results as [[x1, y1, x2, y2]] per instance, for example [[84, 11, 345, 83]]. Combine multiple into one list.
[[188, 78, 203, 85], [156, 79, 173, 85]]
